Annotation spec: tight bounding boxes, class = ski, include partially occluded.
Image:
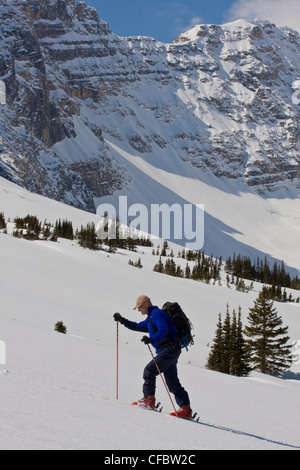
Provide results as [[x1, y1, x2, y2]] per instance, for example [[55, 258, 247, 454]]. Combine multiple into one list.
[[155, 402, 163, 412], [133, 401, 163, 413], [169, 411, 200, 422], [130, 399, 199, 421]]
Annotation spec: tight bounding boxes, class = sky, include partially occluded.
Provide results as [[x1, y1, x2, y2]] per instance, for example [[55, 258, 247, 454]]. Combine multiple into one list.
[[80, 0, 300, 43]]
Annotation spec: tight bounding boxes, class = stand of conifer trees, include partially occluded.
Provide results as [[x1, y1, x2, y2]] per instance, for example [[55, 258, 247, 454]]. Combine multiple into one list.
[[206, 304, 251, 376], [153, 249, 222, 284], [207, 288, 293, 377], [225, 253, 300, 290]]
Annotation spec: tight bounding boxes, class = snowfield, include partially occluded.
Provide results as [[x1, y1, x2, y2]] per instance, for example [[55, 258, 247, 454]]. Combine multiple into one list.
[[0, 176, 300, 451]]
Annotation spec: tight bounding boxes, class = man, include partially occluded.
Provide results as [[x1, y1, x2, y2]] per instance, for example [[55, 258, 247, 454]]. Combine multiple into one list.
[[113, 295, 192, 419]]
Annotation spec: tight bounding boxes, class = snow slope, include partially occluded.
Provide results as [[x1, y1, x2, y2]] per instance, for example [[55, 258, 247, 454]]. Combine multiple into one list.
[[0, 177, 300, 450], [95, 138, 300, 276]]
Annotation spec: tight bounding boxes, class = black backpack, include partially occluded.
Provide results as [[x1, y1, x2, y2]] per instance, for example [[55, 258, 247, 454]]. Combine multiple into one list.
[[162, 302, 194, 351]]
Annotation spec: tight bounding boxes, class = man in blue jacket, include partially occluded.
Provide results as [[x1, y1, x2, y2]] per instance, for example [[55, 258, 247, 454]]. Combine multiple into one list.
[[113, 295, 192, 419]]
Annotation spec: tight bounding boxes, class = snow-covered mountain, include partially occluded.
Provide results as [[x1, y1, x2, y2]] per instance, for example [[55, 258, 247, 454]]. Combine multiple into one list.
[[0, 176, 300, 450], [0, 0, 300, 274], [0, 0, 299, 210], [1, 1, 300, 451]]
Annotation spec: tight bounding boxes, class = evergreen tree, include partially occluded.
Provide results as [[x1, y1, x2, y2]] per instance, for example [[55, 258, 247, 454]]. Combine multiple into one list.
[[230, 307, 251, 377], [185, 262, 191, 279], [160, 240, 169, 256], [222, 304, 232, 374], [42, 221, 52, 240], [77, 222, 98, 250], [206, 305, 250, 376], [164, 257, 177, 276], [126, 226, 138, 252], [0, 212, 6, 230], [153, 256, 164, 273], [55, 321, 67, 334], [245, 287, 293, 376], [206, 314, 224, 372], [53, 219, 74, 240]]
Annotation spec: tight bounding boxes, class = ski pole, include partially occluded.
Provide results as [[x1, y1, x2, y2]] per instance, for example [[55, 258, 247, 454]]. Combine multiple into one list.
[[116, 321, 119, 400], [147, 344, 178, 418]]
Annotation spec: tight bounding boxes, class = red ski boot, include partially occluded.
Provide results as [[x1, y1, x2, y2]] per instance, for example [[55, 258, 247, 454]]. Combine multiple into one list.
[[170, 405, 193, 419], [132, 395, 156, 409]]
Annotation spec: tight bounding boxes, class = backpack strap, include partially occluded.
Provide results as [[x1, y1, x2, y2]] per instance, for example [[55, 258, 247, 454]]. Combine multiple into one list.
[[149, 315, 158, 333]]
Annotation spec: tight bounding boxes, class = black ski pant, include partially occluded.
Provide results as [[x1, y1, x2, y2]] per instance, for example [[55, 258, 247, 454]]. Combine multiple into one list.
[[143, 344, 190, 408]]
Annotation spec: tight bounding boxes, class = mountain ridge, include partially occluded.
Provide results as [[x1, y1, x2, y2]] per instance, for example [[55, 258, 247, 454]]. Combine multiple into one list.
[[0, 0, 299, 212]]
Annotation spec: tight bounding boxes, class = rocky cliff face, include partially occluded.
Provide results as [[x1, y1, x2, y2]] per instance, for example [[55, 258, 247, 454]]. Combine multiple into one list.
[[0, 0, 299, 212], [0, 0, 124, 212]]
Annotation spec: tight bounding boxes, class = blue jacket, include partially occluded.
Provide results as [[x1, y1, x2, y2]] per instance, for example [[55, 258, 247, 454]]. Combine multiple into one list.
[[123, 305, 178, 352]]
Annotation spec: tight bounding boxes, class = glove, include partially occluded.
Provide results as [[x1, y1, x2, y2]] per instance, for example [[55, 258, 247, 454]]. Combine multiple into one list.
[[113, 312, 125, 324], [141, 335, 152, 345]]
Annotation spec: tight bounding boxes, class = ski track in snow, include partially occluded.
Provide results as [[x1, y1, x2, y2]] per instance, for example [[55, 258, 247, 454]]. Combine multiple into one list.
[[113, 398, 300, 450]]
